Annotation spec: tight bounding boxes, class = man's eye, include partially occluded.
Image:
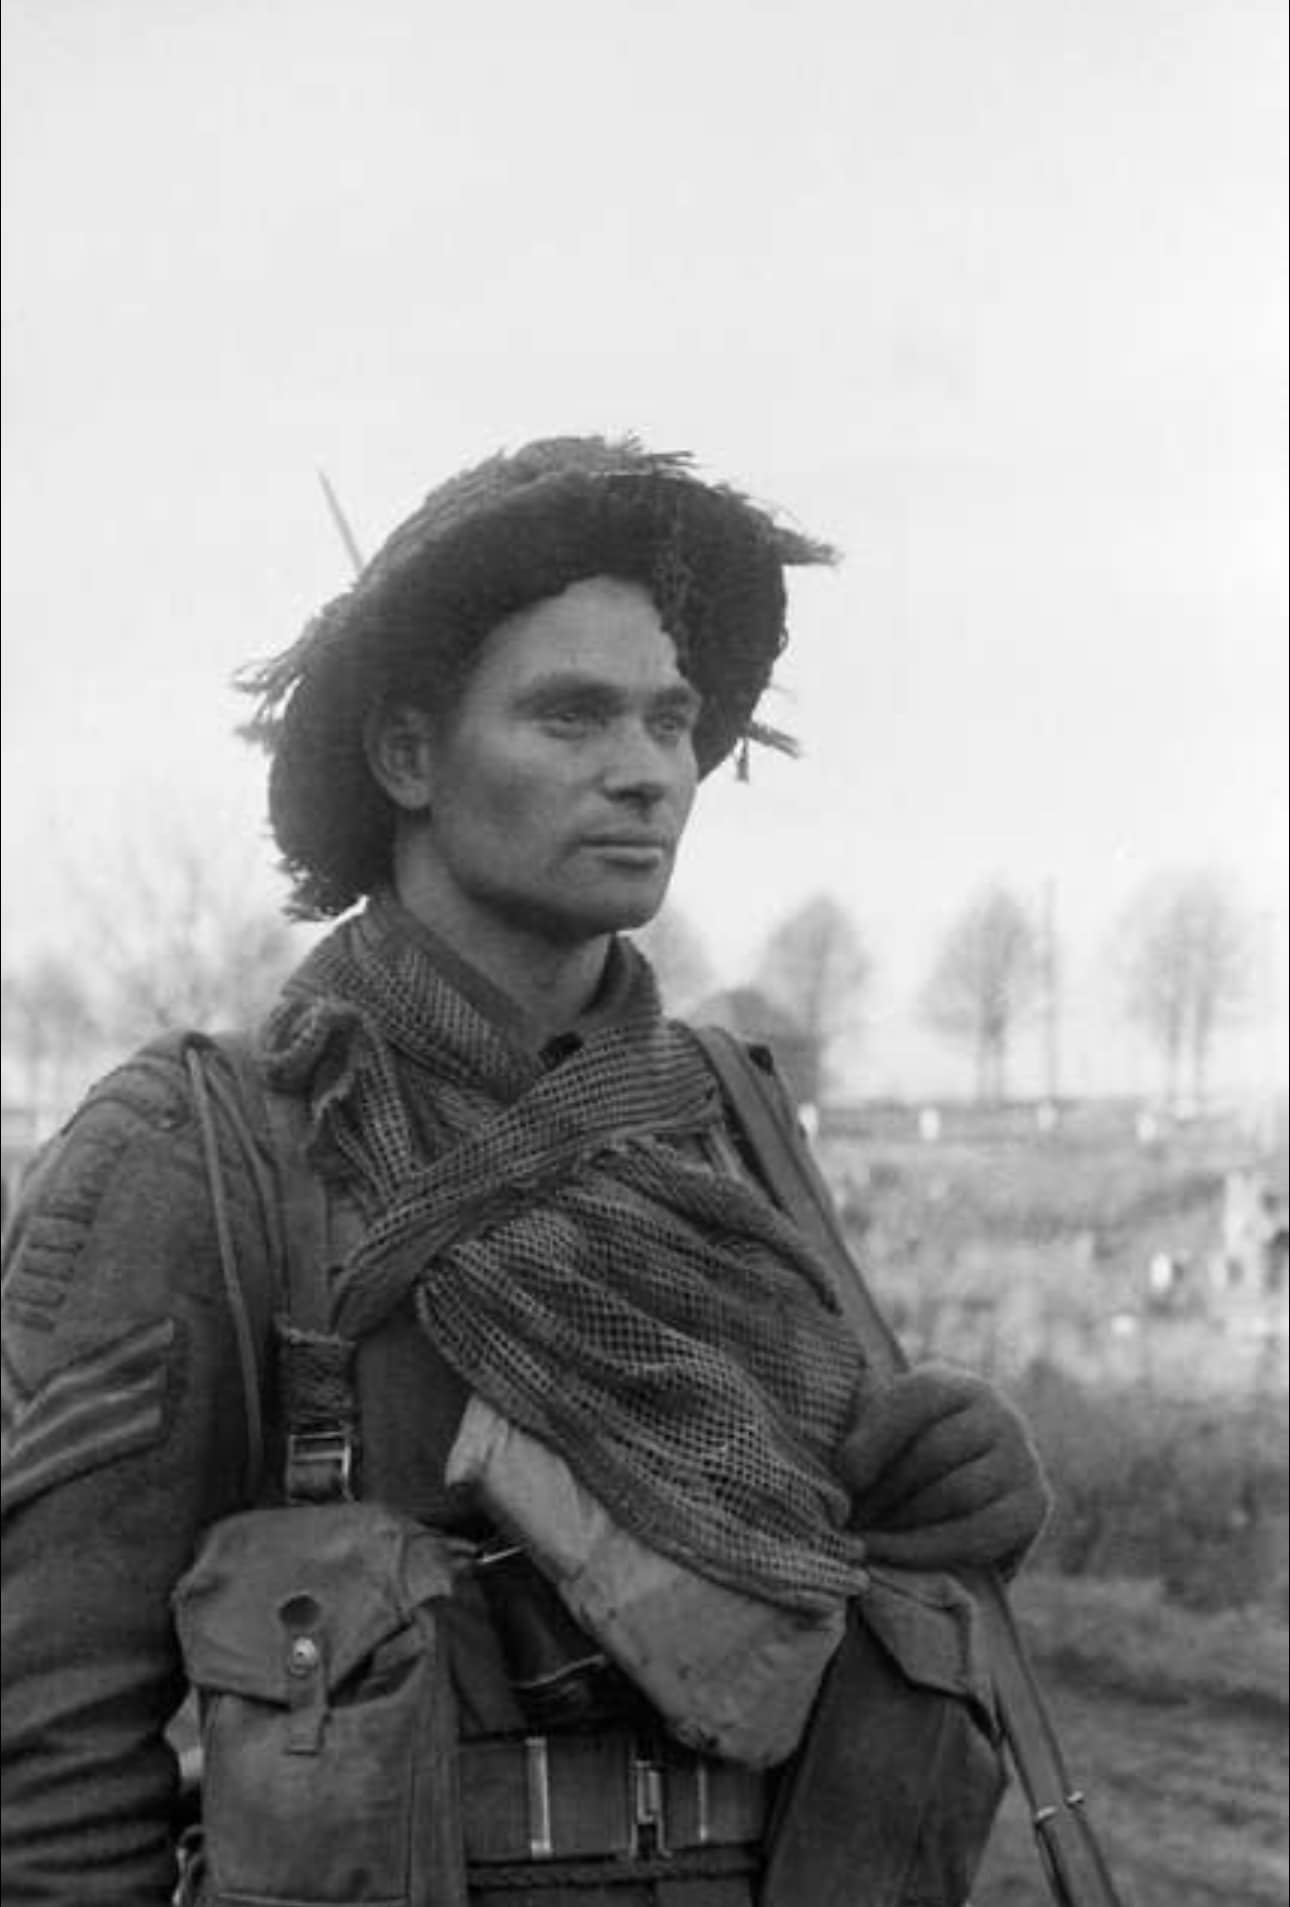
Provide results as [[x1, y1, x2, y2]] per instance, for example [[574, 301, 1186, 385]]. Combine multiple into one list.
[[651, 708, 698, 741], [541, 705, 600, 733]]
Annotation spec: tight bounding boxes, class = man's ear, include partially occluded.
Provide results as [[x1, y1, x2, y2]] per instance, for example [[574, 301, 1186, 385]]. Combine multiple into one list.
[[364, 703, 437, 812]]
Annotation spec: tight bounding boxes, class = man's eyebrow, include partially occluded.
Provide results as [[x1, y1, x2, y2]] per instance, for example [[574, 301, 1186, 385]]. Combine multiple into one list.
[[513, 673, 703, 713], [653, 682, 704, 714]]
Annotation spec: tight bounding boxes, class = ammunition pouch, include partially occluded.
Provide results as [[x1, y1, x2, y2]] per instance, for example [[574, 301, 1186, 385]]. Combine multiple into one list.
[[762, 1595, 1006, 1907], [172, 1501, 468, 1906]]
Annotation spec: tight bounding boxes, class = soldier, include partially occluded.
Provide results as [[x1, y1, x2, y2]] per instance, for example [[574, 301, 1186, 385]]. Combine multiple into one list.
[[2, 436, 1049, 1905]]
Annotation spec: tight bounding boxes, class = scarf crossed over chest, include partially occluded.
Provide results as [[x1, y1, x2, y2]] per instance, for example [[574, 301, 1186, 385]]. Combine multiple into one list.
[[260, 898, 870, 1615]]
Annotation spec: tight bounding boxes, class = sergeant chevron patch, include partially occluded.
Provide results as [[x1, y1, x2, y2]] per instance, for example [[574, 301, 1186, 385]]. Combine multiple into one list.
[[1, 1317, 175, 1517]]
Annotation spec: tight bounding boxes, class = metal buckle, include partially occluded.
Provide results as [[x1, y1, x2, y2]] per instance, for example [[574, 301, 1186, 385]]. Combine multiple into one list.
[[633, 1752, 668, 1858], [285, 1428, 355, 1503], [694, 1758, 712, 1845], [517, 1731, 682, 1864], [524, 1736, 554, 1859]]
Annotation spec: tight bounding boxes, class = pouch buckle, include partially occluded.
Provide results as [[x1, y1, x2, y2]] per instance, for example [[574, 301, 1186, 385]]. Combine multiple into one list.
[[285, 1428, 356, 1504]]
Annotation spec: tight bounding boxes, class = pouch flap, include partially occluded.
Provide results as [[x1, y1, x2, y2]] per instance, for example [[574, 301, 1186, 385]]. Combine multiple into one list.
[[173, 1502, 459, 1703], [858, 1564, 996, 1725]]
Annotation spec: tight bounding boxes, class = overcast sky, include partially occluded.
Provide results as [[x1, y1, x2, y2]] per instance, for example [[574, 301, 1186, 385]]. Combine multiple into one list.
[[3, 0, 1286, 1096]]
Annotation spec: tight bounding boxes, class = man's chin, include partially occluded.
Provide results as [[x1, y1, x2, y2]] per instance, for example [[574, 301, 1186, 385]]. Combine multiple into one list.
[[577, 896, 667, 938], [551, 879, 671, 942], [482, 868, 673, 947]]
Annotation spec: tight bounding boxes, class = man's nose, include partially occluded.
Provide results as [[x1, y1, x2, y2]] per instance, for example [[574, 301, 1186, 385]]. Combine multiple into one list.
[[600, 724, 679, 804]]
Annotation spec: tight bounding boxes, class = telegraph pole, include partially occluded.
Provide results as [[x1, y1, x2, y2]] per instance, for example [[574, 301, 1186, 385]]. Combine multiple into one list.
[[1040, 877, 1061, 1105]]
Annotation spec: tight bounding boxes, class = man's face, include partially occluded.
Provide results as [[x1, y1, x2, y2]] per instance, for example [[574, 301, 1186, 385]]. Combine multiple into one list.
[[409, 576, 701, 948]]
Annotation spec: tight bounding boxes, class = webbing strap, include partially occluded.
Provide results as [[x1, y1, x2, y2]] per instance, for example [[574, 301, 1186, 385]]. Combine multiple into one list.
[[185, 1039, 265, 1501], [690, 1025, 1125, 1907], [259, 1085, 360, 1503], [185, 1034, 360, 1505], [260, 1090, 332, 1337]]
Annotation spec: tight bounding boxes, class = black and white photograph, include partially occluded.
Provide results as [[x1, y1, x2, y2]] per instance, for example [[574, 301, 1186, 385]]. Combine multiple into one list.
[[2, 3, 1286, 1903]]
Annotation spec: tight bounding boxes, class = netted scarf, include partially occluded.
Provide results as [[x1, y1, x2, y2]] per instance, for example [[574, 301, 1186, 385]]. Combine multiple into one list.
[[260, 899, 871, 1614]]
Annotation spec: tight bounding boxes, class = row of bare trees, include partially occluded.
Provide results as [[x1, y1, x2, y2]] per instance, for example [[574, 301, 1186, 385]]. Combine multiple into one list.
[[641, 868, 1260, 1108], [921, 869, 1257, 1106], [0, 845, 1264, 1119]]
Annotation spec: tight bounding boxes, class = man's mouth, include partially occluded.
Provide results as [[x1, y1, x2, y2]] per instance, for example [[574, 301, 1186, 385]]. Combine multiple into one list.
[[582, 835, 672, 867]]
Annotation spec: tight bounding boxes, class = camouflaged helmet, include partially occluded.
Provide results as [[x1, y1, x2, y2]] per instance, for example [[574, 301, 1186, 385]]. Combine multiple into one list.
[[240, 435, 835, 917]]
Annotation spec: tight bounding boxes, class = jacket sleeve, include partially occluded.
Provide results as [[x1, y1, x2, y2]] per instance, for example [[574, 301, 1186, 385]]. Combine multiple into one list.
[[1, 1040, 275, 1906]]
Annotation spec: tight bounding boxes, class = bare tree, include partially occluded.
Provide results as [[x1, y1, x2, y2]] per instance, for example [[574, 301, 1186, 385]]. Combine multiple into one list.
[[66, 820, 305, 1050], [754, 893, 871, 1102], [1, 955, 102, 1118], [1116, 868, 1252, 1109], [922, 884, 1041, 1101], [1, 813, 308, 1140], [631, 906, 716, 1015]]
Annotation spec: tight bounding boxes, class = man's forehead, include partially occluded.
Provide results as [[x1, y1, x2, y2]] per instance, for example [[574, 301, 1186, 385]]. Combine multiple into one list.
[[476, 575, 691, 685], [497, 573, 659, 633]]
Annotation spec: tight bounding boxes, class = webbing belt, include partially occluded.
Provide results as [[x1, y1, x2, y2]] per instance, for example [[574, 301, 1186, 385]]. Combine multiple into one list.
[[460, 1727, 765, 1867]]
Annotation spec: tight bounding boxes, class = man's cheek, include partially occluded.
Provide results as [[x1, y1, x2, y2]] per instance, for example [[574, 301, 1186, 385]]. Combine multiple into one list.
[[472, 771, 543, 832], [474, 784, 565, 875]]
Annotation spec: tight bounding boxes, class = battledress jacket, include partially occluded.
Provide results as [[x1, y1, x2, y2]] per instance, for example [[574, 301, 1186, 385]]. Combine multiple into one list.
[[1, 931, 812, 1902], [1, 939, 1000, 1905]]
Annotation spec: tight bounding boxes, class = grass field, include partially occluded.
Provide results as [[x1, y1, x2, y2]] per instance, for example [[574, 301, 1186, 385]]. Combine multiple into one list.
[[973, 1576, 1288, 1906]]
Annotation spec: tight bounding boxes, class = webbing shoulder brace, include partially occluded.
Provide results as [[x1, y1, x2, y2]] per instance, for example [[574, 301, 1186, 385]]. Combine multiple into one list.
[[183, 1033, 362, 1507]]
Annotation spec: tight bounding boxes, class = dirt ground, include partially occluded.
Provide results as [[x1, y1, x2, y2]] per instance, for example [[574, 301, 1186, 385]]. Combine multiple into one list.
[[972, 1668, 1288, 1906]]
